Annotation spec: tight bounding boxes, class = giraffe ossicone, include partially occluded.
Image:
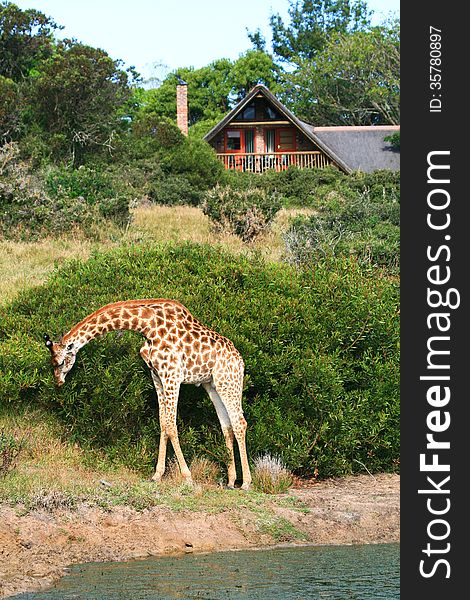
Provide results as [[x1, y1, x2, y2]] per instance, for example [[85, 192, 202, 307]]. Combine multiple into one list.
[[44, 299, 252, 490]]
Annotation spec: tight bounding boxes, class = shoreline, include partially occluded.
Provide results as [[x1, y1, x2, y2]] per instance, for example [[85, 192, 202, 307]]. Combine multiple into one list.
[[0, 473, 399, 598]]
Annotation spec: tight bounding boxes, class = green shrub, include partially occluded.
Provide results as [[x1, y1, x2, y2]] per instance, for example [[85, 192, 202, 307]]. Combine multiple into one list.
[[0, 144, 131, 238], [284, 187, 400, 272], [0, 76, 20, 140], [158, 136, 223, 192], [222, 166, 400, 211], [147, 174, 203, 206], [385, 131, 400, 149], [0, 244, 399, 479], [44, 166, 119, 202], [263, 166, 347, 208], [202, 184, 282, 241], [116, 119, 223, 207], [129, 115, 185, 156], [45, 165, 131, 227]]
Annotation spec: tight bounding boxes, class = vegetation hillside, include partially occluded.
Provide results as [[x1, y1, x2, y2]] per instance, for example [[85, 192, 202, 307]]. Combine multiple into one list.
[[0, 0, 400, 494], [0, 243, 399, 480]]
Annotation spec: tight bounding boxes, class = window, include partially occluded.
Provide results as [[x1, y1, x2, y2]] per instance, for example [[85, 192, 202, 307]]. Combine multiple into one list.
[[235, 103, 255, 120], [245, 130, 254, 153], [277, 129, 296, 150], [264, 105, 279, 120], [226, 130, 241, 150], [265, 129, 275, 153]]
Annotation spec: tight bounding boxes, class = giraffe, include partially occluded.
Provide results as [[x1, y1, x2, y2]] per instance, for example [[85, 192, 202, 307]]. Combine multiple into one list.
[[43, 299, 252, 490]]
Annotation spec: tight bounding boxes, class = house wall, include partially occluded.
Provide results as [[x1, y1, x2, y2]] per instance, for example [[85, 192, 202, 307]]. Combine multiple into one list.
[[211, 132, 224, 153], [255, 127, 264, 153], [209, 126, 317, 153], [296, 132, 316, 151]]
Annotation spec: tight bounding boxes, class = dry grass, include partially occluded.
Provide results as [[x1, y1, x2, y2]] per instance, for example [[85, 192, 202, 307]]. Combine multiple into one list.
[[0, 410, 140, 502], [129, 204, 316, 263], [162, 456, 221, 486], [0, 236, 94, 305], [189, 457, 221, 484], [252, 454, 294, 494], [1, 204, 315, 308]]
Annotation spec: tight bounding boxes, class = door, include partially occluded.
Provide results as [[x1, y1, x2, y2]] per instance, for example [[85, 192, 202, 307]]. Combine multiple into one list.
[[275, 128, 296, 151], [275, 128, 296, 170]]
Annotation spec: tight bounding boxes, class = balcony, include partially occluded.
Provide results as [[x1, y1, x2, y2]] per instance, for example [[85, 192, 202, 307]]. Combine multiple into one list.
[[216, 151, 332, 173]]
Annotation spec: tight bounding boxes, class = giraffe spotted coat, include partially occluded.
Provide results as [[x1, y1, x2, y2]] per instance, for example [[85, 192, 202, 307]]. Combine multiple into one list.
[[44, 299, 252, 490]]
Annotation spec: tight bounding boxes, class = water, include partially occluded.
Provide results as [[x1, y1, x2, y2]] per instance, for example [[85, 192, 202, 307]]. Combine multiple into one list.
[[14, 543, 399, 600]]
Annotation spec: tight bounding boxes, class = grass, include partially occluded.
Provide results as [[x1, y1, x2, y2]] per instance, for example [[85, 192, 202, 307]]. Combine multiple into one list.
[[252, 454, 294, 494], [0, 409, 141, 503], [0, 408, 311, 524], [252, 510, 309, 543], [0, 205, 315, 307], [0, 412, 310, 545], [0, 236, 93, 305], [0, 203, 315, 526]]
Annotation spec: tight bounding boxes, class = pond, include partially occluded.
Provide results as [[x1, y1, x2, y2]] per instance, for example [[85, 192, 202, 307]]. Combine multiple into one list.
[[14, 543, 399, 599]]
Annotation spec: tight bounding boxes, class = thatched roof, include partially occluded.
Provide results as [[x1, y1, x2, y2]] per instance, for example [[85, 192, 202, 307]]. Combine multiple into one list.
[[204, 85, 400, 174], [305, 125, 400, 173]]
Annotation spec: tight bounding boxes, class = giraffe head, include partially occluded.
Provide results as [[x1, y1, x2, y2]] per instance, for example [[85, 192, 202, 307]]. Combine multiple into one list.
[[44, 334, 77, 386]]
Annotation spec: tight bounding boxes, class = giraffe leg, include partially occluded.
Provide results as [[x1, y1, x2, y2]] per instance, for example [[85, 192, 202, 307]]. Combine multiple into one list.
[[202, 382, 236, 488], [213, 366, 252, 491], [150, 371, 168, 483], [161, 378, 193, 483], [140, 344, 168, 483]]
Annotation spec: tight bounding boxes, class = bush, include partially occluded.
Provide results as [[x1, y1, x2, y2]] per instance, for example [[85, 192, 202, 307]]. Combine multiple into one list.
[[116, 118, 223, 208], [45, 165, 119, 202], [147, 174, 203, 206], [159, 137, 223, 192], [0, 243, 399, 479], [0, 75, 20, 140], [252, 454, 294, 494], [284, 187, 400, 272], [202, 184, 282, 242], [45, 165, 131, 227], [221, 166, 400, 211], [0, 144, 131, 238]]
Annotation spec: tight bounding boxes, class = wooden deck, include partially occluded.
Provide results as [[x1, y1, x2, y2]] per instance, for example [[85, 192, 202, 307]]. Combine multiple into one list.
[[216, 151, 332, 172]]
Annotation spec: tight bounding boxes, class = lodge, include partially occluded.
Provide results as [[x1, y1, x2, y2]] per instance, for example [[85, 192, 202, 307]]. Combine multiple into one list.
[[178, 83, 400, 174]]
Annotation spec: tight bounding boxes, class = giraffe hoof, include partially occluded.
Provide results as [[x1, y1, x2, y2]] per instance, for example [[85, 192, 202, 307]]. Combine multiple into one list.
[[241, 483, 251, 491], [226, 484, 235, 490]]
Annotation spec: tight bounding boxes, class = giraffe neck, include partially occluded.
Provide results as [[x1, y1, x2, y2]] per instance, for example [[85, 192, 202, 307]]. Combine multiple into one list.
[[61, 301, 156, 350]]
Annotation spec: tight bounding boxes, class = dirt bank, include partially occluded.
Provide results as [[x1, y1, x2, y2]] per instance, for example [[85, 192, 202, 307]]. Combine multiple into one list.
[[0, 473, 399, 598]]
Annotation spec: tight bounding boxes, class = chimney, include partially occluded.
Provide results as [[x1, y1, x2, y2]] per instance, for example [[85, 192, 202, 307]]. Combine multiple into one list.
[[176, 78, 188, 136]]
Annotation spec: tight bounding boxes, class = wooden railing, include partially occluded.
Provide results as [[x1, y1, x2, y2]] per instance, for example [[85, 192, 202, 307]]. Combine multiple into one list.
[[216, 151, 331, 173]]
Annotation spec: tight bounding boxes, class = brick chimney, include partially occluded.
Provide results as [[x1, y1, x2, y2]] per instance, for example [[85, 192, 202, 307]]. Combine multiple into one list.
[[176, 78, 188, 136]]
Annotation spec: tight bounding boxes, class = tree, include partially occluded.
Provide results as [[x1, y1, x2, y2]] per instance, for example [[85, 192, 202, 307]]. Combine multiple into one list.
[[281, 21, 400, 125], [26, 40, 132, 163], [0, 1, 60, 81], [0, 75, 19, 139], [140, 51, 280, 131], [270, 0, 371, 65], [140, 60, 233, 126], [228, 50, 281, 101]]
